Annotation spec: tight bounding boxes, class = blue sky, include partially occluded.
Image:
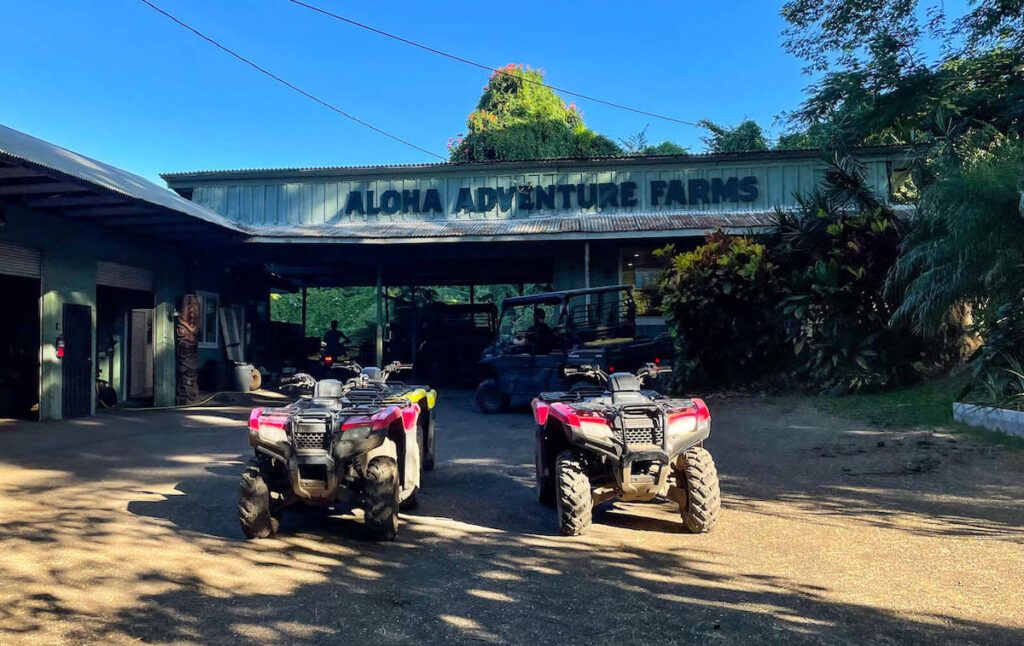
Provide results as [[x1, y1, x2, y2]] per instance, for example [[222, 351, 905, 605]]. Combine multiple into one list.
[[0, 1, 966, 183]]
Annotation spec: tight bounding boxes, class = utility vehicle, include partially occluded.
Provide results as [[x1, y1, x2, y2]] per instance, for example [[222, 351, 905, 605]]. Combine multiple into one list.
[[475, 285, 672, 413], [415, 303, 498, 386], [532, 363, 720, 536], [240, 362, 429, 541]]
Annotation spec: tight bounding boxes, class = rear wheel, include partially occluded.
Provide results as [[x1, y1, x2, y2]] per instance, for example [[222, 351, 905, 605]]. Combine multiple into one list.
[[555, 451, 592, 536], [421, 411, 436, 472], [364, 457, 399, 541], [238, 458, 278, 539], [475, 378, 506, 414], [677, 446, 721, 533]]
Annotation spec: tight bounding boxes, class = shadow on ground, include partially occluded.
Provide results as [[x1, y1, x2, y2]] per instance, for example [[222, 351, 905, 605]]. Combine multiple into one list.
[[1, 392, 1022, 644]]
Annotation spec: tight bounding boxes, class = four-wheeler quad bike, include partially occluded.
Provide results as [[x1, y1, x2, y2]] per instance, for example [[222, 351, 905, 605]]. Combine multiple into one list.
[[239, 362, 432, 541], [475, 285, 672, 413], [337, 361, 438, 472], [532, 363, 721, 536]]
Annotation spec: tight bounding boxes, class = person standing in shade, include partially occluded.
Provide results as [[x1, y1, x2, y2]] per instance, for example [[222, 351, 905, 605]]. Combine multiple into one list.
[[323, 320, 350, 358]]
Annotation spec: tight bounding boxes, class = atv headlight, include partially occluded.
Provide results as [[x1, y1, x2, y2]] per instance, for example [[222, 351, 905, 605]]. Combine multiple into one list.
[[575, 420, 614, 447], [665, 415, 696, 442], [342, 424, 373, 441], [258, 423, 288, 445]]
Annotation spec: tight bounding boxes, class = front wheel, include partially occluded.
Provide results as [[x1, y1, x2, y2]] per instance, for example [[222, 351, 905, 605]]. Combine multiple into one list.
[[677, 446, 721, 533], [475, 378, 506, 414], [238, 458, 278, 539], [364, 457, 400, 541], [555, 451, 592, 536]]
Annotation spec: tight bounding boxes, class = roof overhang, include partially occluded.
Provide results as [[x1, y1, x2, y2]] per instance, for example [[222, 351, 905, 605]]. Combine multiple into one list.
[[162, 144, 926, 185], [0, 124, 245, 244], [242, 211, 776, 245]]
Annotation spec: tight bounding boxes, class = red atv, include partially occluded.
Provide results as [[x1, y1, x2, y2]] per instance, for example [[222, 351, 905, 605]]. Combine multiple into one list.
[[241, 363, 424, 541], [532, 363, 720, 536]]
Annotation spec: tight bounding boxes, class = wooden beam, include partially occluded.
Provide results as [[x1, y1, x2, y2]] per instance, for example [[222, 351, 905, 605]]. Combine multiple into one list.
[[24, 194, 129, 209], [0, 182, 88, 195]]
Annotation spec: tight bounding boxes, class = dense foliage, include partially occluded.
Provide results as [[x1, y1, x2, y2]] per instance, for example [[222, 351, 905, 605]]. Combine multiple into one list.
[[779, 1, 1024, 405], [698, 119, 770, 153], [772, 159, 913, 391], [619, 126, 689, 156], [659, 157, 961, 393], [659, 232, 783, 387], [448, 64, 622, 162]]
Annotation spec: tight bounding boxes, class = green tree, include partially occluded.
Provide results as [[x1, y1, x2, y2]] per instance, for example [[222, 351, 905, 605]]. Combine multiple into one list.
[[781, 2, 1024, 148], [781, 0, 1023, 74], [448, 64, 622, 162], [697, 119, 769, 153], [619, 126, 688, 156], [887, 138, 1024, 334]]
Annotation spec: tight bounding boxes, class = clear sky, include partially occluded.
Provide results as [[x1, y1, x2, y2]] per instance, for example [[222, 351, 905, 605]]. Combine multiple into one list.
[[0, 1, 966, 184]]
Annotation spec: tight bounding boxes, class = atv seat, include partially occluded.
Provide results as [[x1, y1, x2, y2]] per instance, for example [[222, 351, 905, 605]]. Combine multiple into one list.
[[608, 373, 648, 405]]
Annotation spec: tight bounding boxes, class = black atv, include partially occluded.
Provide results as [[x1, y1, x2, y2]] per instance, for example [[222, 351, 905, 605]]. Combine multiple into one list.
[[531, 364, 720, 536], [240, 364, 425, 541]]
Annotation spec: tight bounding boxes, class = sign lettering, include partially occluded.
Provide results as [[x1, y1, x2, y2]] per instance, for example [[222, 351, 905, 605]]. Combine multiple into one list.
[[341, 177, 758, 216]]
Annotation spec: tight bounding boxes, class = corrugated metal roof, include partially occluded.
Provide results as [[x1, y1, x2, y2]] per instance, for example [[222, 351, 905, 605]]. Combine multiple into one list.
[[246, 211, 776, 242], [0, 124, 245, 232], [161, 145, 923, 182]]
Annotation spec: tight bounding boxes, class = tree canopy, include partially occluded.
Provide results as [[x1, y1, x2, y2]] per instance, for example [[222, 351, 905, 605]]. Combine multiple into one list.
[[782, 1, 1024, 148], [448, 64, 622, 162], [698, 119, 770, 153]]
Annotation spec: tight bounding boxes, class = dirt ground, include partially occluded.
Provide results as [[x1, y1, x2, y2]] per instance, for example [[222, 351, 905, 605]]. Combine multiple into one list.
[[1, 391, 1022, 645]]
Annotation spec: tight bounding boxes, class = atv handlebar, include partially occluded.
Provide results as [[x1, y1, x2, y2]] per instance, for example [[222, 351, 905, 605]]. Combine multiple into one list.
[[564, 364, 609, 383], [565, 362, 670, 385], [636, 363, 672, 382], [281, 372, 317, 391]]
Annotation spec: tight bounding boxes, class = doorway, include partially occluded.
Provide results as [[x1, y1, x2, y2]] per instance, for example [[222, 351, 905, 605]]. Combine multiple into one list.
[[97, 285, 155, 405], [0, 273, 41, 419], [129, 309, 154, 399], [62, 303, 92, 419]]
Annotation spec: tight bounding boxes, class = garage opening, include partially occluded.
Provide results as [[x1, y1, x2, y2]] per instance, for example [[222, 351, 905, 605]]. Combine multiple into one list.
[[0, 241, 41, 420], [0, 273, 41, 419], [96, 262, 155, 407]]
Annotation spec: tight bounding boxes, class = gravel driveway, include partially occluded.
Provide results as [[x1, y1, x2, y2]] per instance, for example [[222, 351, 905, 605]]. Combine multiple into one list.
[[1, 391, 1022, 644]]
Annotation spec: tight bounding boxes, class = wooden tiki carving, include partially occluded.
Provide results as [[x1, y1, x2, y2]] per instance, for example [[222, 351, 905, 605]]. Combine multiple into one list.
[[176, 294, 201, 404]]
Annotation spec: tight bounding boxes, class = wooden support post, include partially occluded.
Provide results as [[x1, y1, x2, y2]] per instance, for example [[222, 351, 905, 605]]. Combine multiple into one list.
[[301, 285, 308, 337], [410, 286, 418, 365], [584, 241, 592, 306], [375, 266, 384, 367]]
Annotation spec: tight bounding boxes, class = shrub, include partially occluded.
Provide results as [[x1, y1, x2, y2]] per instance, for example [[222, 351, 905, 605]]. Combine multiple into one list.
[[659, 231, 784, 388], [771, 156, 956, 392]]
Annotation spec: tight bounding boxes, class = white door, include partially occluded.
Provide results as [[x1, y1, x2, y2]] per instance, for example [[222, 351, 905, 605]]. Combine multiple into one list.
[[129, 309, 154, 399]]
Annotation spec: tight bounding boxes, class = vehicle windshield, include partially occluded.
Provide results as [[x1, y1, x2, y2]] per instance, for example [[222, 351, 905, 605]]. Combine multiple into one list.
[[498, 301, 563, 344]]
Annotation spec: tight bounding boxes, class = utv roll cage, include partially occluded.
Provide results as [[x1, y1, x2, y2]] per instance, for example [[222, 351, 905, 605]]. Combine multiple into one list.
[[498, 284, 638, 347]]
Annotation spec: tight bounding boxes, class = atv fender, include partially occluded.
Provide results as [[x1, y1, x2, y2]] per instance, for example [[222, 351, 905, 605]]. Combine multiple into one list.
[[356, 432, 421, 496], [357, 438, 398, 475]]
